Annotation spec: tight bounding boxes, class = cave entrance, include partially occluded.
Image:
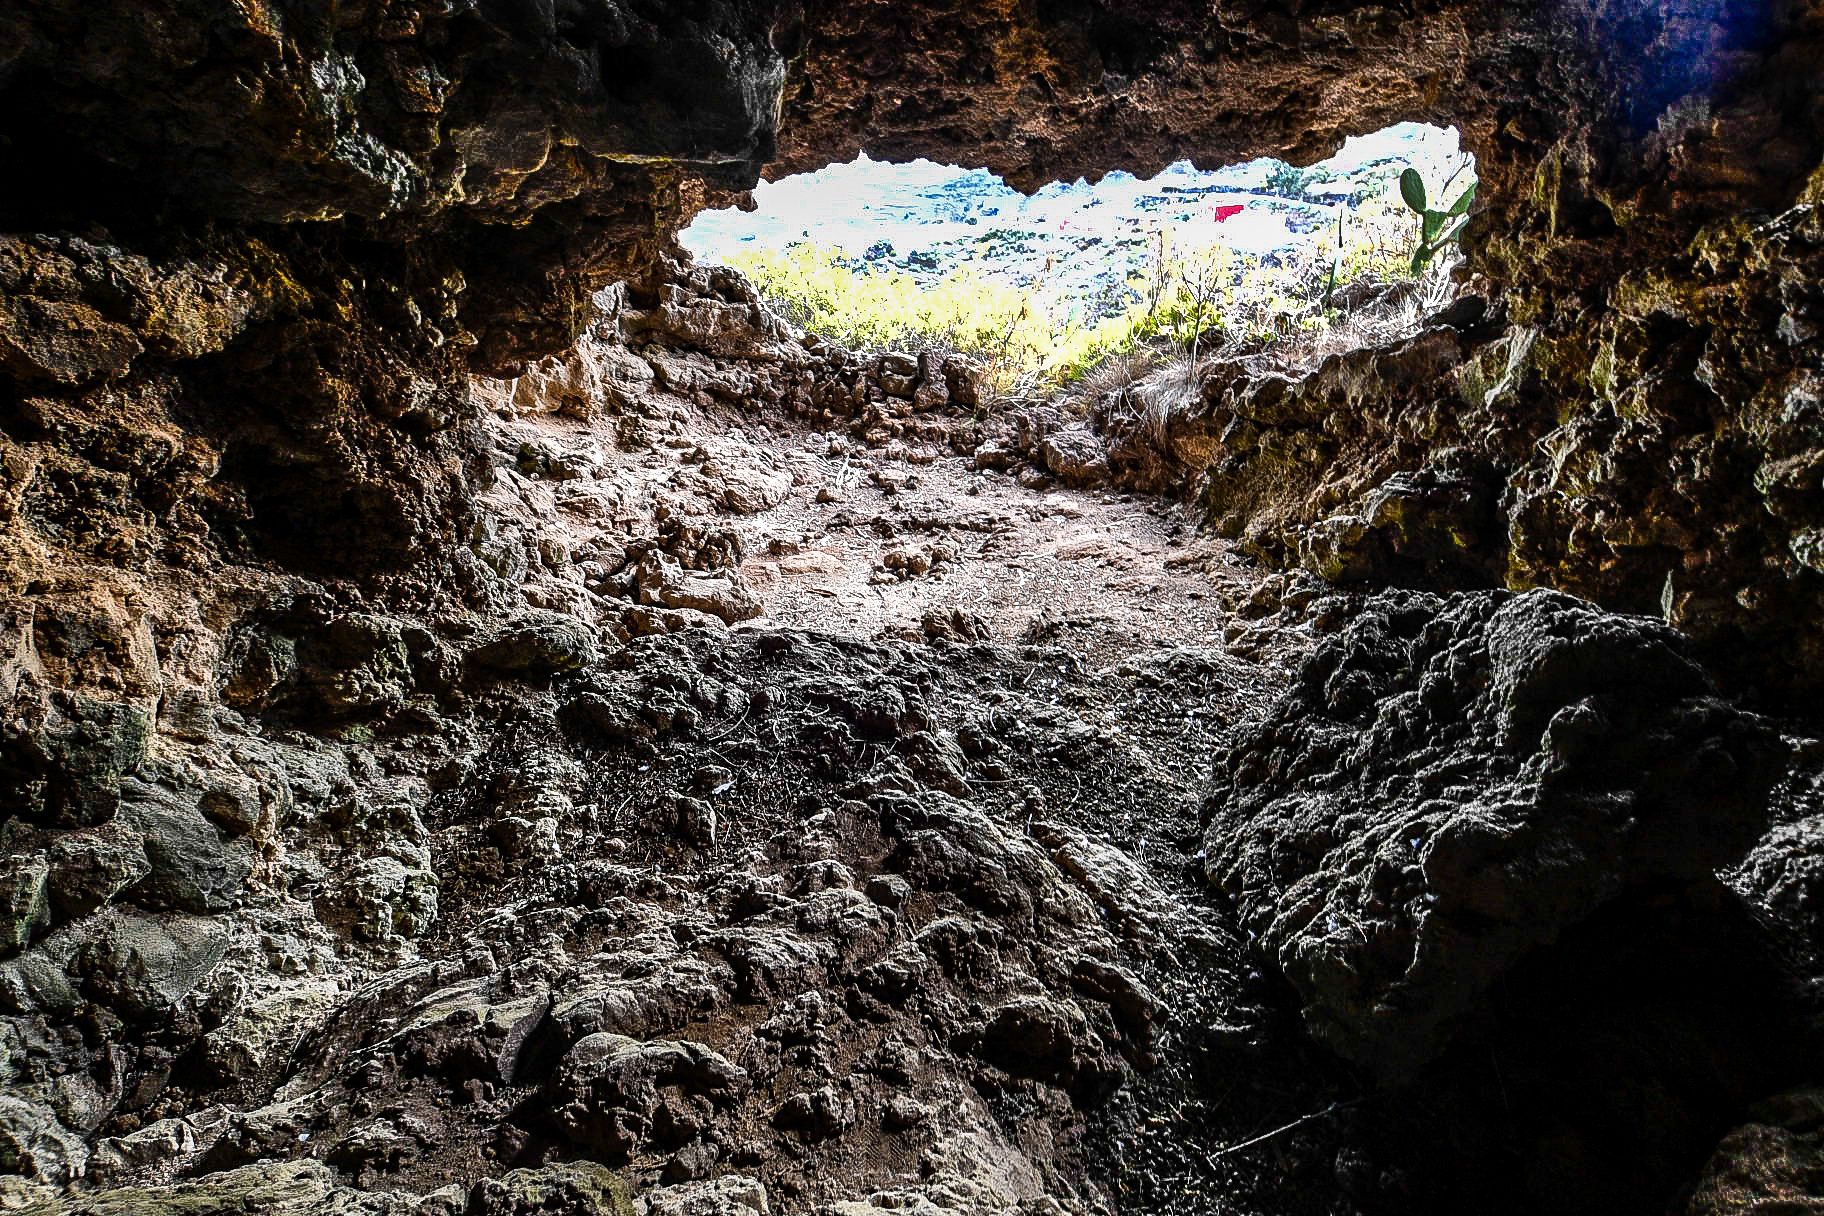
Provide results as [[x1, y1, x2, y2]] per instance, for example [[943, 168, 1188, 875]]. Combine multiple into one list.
[[682, 121, 1478, 408], [540, 122, 1483, 662]]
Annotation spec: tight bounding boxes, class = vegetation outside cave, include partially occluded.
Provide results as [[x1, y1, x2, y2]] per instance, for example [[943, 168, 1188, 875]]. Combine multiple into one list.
[[683, 121, 1480, 417]]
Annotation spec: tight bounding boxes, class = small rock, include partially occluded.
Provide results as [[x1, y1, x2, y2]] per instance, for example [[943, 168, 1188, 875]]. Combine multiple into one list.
[[119, 788, 255, 913], [920, 608, 991, 642], [864, 873, 912, 910], [0, 855, 50, 956], [876, 353, 920, 398], [345, 856, 440, 942], [79, 911, 232, 1024], [881, 1096, 931, 1131], [772, 1085, 855, 1142], [491, 815, 561, 861], [468, 612, 599, 680], [1038, 426, 1109, 488], [47, 821, 151, 918], [675, 796, 719, 847], [692, 766, 735, 796], [644, 1174, 770, 1216]]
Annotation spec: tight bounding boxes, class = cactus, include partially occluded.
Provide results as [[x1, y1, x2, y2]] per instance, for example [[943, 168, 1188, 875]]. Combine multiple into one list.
[[1398, 166, 1476, 273]]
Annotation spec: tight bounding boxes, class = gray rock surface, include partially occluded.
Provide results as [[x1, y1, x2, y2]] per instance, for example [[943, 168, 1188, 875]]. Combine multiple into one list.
[[1205, 589, 1788, 1074]]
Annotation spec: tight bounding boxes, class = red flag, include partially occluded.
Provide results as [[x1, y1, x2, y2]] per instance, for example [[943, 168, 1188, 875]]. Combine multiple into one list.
[[1211, 204, 1245, 223]]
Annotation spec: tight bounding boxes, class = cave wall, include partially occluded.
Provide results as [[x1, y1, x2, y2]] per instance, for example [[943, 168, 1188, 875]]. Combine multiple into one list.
[[4, 1, 1819, 683], [1, 0, 799, 611], [1, 2, 1823, 1211]]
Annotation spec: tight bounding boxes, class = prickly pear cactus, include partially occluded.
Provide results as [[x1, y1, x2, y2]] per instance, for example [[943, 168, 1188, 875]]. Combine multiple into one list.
[[1400, 166, 1476, 272]]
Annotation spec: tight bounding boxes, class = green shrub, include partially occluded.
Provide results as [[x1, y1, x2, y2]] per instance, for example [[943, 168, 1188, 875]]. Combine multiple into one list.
[[725, 179, 1458, 408], [1264, 163, 1309, 198]]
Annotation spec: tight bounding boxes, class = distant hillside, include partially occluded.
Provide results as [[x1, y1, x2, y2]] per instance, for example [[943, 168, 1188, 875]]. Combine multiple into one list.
[[683, 122, 1467, 320]]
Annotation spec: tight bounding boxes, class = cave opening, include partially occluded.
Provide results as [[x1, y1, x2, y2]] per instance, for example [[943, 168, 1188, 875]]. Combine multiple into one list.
[[5, 1, 1822, 1214], [682, 121, 1479, 410], [485, 119, 1498, 667]]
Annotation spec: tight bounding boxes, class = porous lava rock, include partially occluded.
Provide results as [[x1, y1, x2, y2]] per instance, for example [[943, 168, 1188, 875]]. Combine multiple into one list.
[[1, 1, 796, 367], [1204, 587, 1824, 1214], [4, 1, 1824, 1214], [1204, 588, 1788, 1075]]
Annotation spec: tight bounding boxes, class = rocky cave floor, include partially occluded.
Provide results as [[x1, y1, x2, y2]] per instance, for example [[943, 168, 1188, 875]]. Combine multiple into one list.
[[8, 262, 1824, 1216], [434, 339, 1358, 1214], [1, 274, 1383, 1215]]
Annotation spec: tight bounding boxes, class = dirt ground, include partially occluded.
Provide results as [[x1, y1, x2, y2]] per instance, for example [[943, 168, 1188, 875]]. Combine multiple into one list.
[[732, 431, 1245, 665], [501, 396, 1302, 672], [436, 395, 1364, 1215]]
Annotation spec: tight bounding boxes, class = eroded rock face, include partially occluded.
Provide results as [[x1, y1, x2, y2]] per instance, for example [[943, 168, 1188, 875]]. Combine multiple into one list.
[[1183, 191, 1824, 698], [4, 2, 1824, 1214], [1, 1, 795, 363], [1205, 588, 1787, 1073]]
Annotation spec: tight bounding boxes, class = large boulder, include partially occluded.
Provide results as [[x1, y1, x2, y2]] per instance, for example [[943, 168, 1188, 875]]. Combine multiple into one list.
[[470, 1161, 634, 1216], [117, 784, 255, 914], [0, 1158, 429, 1214], [467, 612, 601, 681], [0, 692, 152, 828], [1686, 1090, 1824, 1216], [545, 1034, 747, 1163], [1204, 589, 1788, 1076], [75, 910, 233, 1026]]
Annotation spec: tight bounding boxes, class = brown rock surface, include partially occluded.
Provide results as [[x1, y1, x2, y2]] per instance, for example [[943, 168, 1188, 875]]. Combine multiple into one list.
[[3, 3, 1824, 1215]]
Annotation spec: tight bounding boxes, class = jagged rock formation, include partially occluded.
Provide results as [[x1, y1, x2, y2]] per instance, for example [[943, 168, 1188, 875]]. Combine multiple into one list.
[[2, 0, 791, 367], [1203, 588, 1815, 1211], [3, 1, 1824, 1214], [1205, 588, 1788, 1074]]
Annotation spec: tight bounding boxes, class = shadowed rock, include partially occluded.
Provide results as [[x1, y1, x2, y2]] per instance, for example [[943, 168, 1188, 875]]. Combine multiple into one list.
[[1205, 588, 1788, 1075]]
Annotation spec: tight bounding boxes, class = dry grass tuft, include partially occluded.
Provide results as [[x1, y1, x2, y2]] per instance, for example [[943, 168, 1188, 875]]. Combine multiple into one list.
[[1261, 255, 1463, 373], [1060, 348, 1161, 418], [1115, 355, 1201, 444]]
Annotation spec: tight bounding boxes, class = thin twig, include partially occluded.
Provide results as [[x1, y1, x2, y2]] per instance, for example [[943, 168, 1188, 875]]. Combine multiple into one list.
[[1205, 1099, 1358, 1161]]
